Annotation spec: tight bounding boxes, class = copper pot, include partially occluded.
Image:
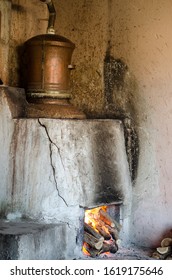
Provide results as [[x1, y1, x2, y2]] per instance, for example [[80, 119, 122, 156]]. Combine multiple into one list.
[[24, 34, 75, 102]]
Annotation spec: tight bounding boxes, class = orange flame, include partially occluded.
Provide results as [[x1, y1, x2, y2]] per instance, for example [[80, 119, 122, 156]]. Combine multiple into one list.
[[82, 243, 90, 256], [83, 205, 110, 256], [85, 206, 107, 230]]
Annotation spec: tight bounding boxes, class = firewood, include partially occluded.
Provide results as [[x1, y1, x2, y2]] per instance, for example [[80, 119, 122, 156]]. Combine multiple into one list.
[[96, 219, 119, 240], [161, 237, 172, 247], [96, 225, 111, 240], [84, 223, 104, 241], [152, 251, 162, 259], [84, 232, 104, 250], [109, 242, 118, 253], [84, 243, 100, 258], [100, 241, 118, 254], [99, 209, 122, 231], [156, 246, 172, 255], [97, 219, 108, 227], [152, 250, 172, 260], [100, 242, 112, 253], [107, 225, 119, 240], [107, 215, 122, 232], [99, 209, 115, 227], [165, 255, 172, 260]]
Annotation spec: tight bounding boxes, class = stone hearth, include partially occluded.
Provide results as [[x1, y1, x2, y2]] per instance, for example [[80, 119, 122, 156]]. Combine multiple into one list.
[[0, 86, 132, 259]]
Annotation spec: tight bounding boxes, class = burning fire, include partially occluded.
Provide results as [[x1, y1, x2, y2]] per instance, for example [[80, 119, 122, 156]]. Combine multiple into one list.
[[82, 243, 90, 256], [84, 206, 107, 230], [82, 205, 121, 257]]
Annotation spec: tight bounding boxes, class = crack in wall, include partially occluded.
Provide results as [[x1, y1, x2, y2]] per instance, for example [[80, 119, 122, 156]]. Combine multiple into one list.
[[38, 119, 68, 207]]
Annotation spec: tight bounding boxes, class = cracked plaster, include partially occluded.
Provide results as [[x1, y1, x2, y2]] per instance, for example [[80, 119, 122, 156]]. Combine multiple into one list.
[[0, 87, 132, 257]]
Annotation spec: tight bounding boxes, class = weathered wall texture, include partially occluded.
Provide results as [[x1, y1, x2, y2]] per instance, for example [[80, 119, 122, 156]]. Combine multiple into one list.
[[0, 0, 172, 248], [0, 0, 47, 85], [55, 0, 139, 118], [0, 0, 11, 85], [55, 0, 172, 247], [0, 88, 132, 258]]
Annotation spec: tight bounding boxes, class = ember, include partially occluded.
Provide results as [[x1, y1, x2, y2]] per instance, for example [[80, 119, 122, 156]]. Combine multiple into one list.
[[82, 206, 121, 257]]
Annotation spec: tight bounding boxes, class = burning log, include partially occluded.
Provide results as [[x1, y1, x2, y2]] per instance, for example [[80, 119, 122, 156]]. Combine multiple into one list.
[[96, 225, 111, 240], [83, 206, 122, 257], [100, 242, 111, 253], [84, 243, 100, 258], [99, 209, 122, 231], [109, 242, 118, 253], [84, 222, 104, 241], [100, 241, 118, 254], [83, 222, 119, 256], [84, 232, 104, 250], [99, 209, 115, 227], [85, 241, 118, 257], [93, 218, 118, 240], [107, 225, 119, 240]]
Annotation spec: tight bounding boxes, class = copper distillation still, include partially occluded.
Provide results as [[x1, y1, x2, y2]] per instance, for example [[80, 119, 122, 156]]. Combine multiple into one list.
[[24, 0, 85, 119]]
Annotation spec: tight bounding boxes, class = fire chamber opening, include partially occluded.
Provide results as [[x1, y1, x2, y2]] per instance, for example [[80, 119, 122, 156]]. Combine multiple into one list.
[[82, 205, 122, 257]]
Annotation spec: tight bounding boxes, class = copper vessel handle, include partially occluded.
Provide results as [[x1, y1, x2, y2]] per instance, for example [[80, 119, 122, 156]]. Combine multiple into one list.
[[68, 65, 75, 70]]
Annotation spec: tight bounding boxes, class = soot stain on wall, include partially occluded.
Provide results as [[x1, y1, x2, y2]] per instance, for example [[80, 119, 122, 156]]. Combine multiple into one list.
[[104, 49, 128, 105], [103, 47, 139, 182], [0, 235, 19, 260], [123, 118, 139, 182]]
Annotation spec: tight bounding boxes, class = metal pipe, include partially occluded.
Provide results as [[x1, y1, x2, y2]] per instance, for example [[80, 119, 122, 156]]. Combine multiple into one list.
[[40, 0, 56, 34]]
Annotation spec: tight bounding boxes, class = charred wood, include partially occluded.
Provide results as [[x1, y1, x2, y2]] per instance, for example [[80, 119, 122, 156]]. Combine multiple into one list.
[[107, 225, 119, 240], [84, 232, 104, 250], [110, 242, 118, 253], [96, 225, 111, 240], [99, 209, 115, 227], [84, 243, 100, 258], [84, 222, 104, 241], [100, 241, 118, 254]]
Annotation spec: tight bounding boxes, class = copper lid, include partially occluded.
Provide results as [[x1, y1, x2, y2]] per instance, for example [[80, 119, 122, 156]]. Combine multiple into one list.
[[25, 34, 75, 49]]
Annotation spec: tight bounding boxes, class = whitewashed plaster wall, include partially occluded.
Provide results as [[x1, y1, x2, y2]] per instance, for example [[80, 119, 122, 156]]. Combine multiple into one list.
[[109, 0, 172, 247], [0, 87, 132, 257], [55, 0, 172, 247]]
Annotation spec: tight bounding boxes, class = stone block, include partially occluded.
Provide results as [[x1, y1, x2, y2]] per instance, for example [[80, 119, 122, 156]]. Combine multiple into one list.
[[0, 221, 66, 260]]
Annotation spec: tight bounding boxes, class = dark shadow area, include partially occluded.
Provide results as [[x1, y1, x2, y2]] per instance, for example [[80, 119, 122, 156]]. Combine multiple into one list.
[[91, 123, 124, 205], [17, 44, 27, 90]]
